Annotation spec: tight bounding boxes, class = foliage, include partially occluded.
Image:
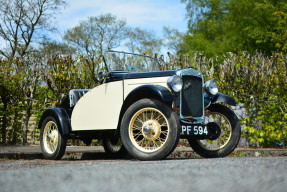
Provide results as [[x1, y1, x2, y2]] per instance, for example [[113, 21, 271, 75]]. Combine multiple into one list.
[[125, 27, 162, 54], [1, 52, 286, 147], [64, 13, 127, 56], [0, 58, 26, 144], [43, 55, 96, 106], [213, 52, 287, 147], [63, 13, 164, 56], [0, 0, 286, 148], [163, 51, 287, 147], [180, 0, 287, 57], [39, 41, 77, 56], [0, 0, 67, 59], [162, 27, 184, 54], [0, 54, 96, 144]]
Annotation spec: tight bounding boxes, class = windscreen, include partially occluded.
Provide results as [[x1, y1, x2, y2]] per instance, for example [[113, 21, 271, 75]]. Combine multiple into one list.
[[103, 51, 160, 72]]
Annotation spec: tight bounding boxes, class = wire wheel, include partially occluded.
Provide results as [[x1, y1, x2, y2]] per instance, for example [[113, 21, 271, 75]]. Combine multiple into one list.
[[106, 138, 122, 152], [121, 98, 179, 160], [129, 108, 170, 153], [43, 121, 59, 154], [188, 104, 241, 158], [103, 136, 127, 158], [197, 112, 232, 151], [40, 116, 67, 160]]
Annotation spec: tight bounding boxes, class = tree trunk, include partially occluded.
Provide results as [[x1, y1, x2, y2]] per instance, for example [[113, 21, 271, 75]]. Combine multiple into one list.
[[23, 100, 33, 145], [1, 103, 7, 144], [0, 87, 8, 144], [11, 109, 19, 145]]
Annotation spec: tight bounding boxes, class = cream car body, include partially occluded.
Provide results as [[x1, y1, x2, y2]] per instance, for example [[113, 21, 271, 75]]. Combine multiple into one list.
[[71, 76, 169, 131]]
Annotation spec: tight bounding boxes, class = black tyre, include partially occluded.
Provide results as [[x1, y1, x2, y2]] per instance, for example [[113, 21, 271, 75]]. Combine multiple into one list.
[[102, 136, 128, 158], [120, 98, 180, 161], [40, 116, 67, 160], [188, 104, 241, 158]]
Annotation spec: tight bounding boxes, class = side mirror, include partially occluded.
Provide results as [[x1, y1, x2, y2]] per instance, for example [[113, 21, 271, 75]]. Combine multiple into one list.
[[97, 70, 107, 83]]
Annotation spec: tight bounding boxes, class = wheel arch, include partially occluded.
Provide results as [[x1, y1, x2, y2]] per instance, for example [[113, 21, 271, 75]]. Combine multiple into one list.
[[117, 85, 174, 130], [211, 92, 236, 106], [38, 108, 71, 136]]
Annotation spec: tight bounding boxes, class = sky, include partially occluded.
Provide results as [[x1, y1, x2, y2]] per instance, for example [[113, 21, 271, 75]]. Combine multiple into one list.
[[55, 0, 188, 39]]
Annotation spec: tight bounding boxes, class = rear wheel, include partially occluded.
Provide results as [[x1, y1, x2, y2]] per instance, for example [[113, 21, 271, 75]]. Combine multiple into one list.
[[102, 136, 127, 158], [40, 116, 67, 160], [188, 104, 241, 158], [120, 98, 180, 161]]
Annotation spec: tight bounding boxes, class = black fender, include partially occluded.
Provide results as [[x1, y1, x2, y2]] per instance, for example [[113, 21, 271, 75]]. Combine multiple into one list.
[[38, 108, 71, 136], [205, 92, 236, 107], [116, 85, 174, 130], [125, 84, 174, 104]]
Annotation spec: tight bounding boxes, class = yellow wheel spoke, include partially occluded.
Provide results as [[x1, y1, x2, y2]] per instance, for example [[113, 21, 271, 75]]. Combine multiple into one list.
[[155, 116, 164, 122], [198, 111, 232, 151], [133, 124, 142, 130], [161, 130, 168, 136], [43, 121, 59, 154], [129, 107, 170, 152], [133, 132, 142, 140], [136, 116, 144, 124]]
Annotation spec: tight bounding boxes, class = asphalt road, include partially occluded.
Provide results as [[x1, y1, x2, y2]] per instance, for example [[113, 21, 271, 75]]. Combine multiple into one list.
[[0, 157, 287, 192]]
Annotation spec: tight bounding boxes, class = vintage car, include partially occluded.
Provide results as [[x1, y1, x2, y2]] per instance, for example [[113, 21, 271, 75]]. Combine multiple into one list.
[[38, 50, 241, 160]]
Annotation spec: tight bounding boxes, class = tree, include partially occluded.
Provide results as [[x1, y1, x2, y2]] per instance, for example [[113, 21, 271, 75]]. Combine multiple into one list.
[[225, 0, 287, 54], [162, 26, 184, 54], [0, 0, 66, 59], [64, 13, 128, 84], [43, 55, 93, 106], [180, 0, 287, 56], [125, 27, 162, 54], [0, 0, 67, 144], [0, 58, 26, 144], [180, 0, 230, 57], [39, 41, 76, 56], [64, 13, 127, 56], [21, 55, 44, 144], [272, 11, 287, 51]]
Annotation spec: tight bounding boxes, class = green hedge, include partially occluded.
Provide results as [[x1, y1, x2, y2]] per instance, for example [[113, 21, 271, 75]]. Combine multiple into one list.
[[163, 52, 287, 147], [1, 52, 286, 147]]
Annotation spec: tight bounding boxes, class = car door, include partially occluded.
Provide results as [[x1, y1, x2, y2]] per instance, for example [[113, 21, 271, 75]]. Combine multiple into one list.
[[71, 81, 124, 131]]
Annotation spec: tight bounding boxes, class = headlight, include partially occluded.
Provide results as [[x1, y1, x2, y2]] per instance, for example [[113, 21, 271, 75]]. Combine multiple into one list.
[[167, 75, 183, 92], [204, 80, 218, 95]]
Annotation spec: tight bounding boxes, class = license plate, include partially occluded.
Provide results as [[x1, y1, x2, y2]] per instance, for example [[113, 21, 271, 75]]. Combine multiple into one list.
[[180, 125, 208, 136]]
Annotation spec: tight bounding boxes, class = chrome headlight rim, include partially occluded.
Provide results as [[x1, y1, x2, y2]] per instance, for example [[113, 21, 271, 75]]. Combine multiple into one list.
[[167, 75, 183, 92], [204, 80, 219, 95]]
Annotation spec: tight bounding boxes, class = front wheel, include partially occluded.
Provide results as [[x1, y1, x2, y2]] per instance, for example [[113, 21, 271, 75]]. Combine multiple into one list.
[[40, 116, 67, 160], [188, 104, 241, 158], [120, 98, 180, 161]]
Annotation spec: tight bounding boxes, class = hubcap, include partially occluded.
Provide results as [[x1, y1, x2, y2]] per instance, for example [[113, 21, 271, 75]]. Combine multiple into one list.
[[129, 108, 169, 153], [43, 121, 59, 154], [143, 125, 152, 135], [142, 120, 161, 141]]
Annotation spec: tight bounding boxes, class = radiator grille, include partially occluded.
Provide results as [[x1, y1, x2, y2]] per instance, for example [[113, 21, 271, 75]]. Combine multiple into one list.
[[181, 76, 203, 118]]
